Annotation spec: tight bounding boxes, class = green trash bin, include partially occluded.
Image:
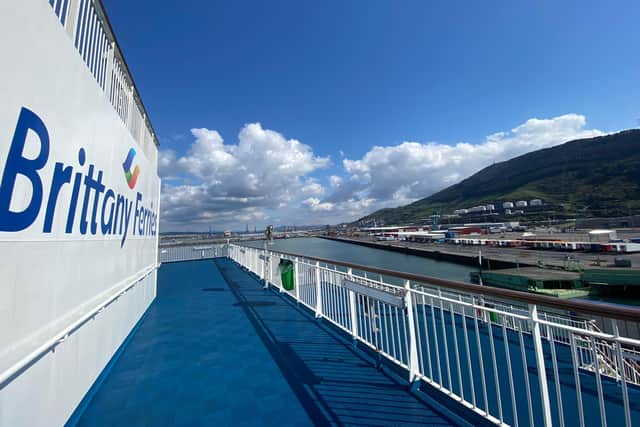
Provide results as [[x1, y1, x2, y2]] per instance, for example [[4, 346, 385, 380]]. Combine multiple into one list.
[[487, 304, 500, 323], [279, 259, 295, 291]]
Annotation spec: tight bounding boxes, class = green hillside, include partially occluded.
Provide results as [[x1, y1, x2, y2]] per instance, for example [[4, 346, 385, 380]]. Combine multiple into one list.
[[357, 129, 640, 225]]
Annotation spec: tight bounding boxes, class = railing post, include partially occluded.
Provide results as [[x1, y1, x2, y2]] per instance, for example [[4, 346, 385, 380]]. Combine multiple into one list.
[[64, 0, 82, 40], [140, 113, 146, 144], [101, 40, 114, 92], [294, 258, 300, 302], [272, 252, 280, 293], [126, 84, 134, 130], [315, 261, 323, 318], [611, 319, 632, 427], [262, 245, 268, 289], [404, 280, 420, 385], [529, 304, 552, 427], [348, 268, 358, 343]]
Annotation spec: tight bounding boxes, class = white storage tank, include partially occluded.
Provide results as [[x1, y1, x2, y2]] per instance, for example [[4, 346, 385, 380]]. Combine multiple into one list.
[[515, 200, 528, 208], [589, 229, 617, 243], [502, 202, 514, 209], [469, 205, 487, 213]]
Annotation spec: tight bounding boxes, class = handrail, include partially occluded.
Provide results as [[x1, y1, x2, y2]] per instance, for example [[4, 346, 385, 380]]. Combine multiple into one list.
[[0, 263, 159, 390], [230, 243, 639, 426], [93, 0, 158, 147], [242, 244, 640, 322], [47, 0, 159, 148]]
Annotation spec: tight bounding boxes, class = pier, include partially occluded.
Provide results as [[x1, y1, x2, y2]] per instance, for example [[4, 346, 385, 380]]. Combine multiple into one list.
[[320, 236, 640, 271]]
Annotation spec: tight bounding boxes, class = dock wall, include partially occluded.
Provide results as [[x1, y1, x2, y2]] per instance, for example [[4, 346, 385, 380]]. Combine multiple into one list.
[[319, 236, 523, 269]]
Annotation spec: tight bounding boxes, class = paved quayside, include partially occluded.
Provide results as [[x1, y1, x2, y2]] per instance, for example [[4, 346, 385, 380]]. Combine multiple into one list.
[[71, 259, 466, 426]]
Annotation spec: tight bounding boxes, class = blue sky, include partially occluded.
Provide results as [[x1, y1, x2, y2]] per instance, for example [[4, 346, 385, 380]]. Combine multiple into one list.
[[105, 0, 639, 231]]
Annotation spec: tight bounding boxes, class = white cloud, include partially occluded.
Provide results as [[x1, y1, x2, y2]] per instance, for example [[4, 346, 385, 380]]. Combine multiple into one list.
[[340, 114, 603, 208], [329, 175, 343, 188], [159, 114, 605, 230], [160, 123, 330, 230], [303, 197, 335, 212], [301, 180, 325, 196], [158, 149, 177, 179]]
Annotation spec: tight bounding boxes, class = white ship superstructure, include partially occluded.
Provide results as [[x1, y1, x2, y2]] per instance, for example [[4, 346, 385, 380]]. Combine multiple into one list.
[[0, 1, 159, 425]]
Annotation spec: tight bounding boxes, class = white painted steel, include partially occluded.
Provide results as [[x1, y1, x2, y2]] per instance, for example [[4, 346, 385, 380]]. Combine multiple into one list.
[[404, 280, 420, 383], [529, 304, 553, 427], [59, 0, 158, 154], [315, 261, 323, 318], [612, 320, 633, 427], [229, 243, 640, 427], [0, 264, 157, 388], [569, 333, 586, 427], [159, 245, 227, 263], [348, 268, 358, 339], [294, 257, 300, 302], [0, 1, 160, 425]]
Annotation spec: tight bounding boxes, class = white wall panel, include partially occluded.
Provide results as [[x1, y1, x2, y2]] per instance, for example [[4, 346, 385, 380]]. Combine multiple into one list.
[[0, 0, 160, 425]]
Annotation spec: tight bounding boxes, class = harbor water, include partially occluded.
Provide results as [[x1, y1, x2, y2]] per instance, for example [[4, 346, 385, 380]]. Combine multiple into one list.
[[245, 237, 474, 283]]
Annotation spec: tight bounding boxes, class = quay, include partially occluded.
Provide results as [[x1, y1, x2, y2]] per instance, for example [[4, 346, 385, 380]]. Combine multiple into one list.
[[320, 236, 640, 271], [320, 236, 542, 269]]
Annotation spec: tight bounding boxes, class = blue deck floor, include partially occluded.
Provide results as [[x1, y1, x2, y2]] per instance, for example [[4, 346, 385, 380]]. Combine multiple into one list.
[[72, 259, 466, 426]]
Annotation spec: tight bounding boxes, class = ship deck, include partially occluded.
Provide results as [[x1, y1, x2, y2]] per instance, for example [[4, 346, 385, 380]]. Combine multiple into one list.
[[70, 259, 467, 426]]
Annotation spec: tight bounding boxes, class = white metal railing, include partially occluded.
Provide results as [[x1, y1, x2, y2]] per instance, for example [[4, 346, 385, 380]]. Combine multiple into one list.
[[0, 263, 158, 390], [229, 243, 640, 427], [46, 0, 158, 149], [578, 322, 640, 386], [159, 245, 227, 263]]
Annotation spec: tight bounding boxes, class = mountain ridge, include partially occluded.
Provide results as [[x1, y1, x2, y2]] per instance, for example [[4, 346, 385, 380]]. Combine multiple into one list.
[[356, 129, 640, 225]]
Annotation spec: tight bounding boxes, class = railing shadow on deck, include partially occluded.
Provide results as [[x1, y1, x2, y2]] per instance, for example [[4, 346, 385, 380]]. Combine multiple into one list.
[[228, 243, 640, 427], [215, 258, 471, 427]]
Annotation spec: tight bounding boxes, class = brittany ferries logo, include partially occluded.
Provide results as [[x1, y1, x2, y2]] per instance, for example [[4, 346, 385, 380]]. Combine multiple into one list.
[[122, 148, 140, 189], [0, 107, 157, 247]]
